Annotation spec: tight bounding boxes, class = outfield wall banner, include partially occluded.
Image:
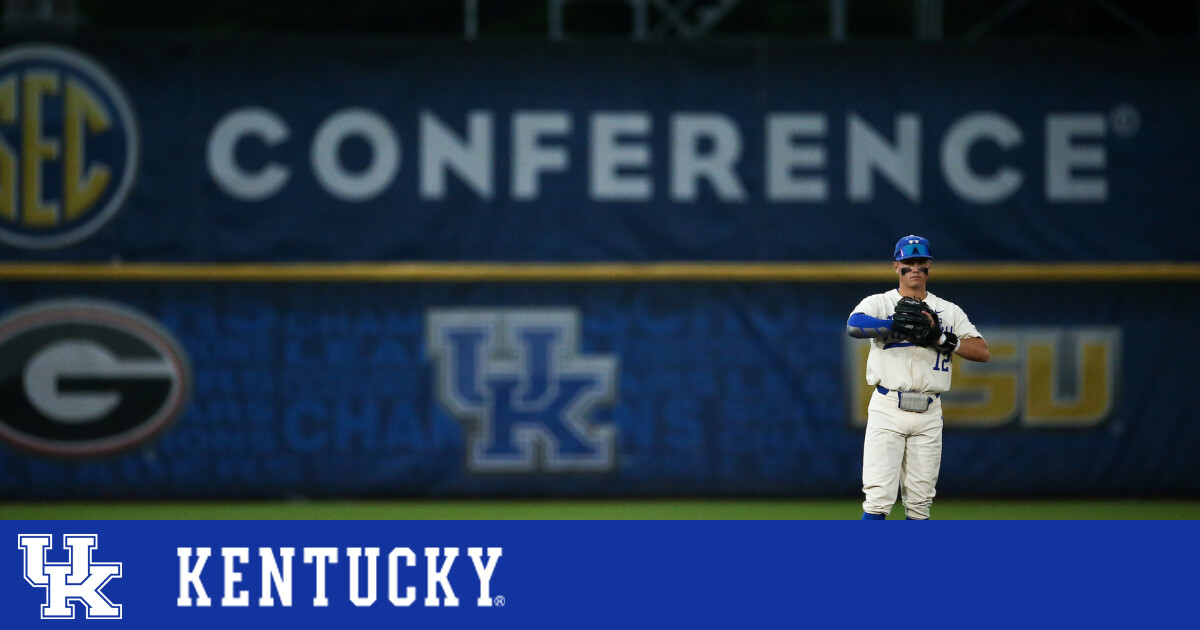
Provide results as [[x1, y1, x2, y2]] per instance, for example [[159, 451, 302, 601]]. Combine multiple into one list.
[[0, 38, 1198, 262], [0, 281, 1195, 499], [0, 521, 1195, 629]]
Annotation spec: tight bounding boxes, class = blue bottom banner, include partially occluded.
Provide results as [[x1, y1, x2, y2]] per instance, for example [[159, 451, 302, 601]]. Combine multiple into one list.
[[0, 520, 1192, 628]]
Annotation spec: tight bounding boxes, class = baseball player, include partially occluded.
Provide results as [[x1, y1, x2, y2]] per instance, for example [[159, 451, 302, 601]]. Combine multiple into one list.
[[846, 235, 989, 520]]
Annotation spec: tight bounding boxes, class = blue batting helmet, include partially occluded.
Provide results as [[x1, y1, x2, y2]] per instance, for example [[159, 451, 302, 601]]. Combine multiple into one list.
[[894, 235, 933, 261]]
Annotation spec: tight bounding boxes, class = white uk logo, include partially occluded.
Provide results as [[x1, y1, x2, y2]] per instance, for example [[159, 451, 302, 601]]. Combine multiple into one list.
[[18, 534, 123, 620]]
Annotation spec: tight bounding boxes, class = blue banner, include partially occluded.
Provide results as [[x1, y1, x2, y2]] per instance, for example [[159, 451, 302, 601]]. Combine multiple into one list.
[[1, 521, 1194, 629], [0, 39, 1197, 262], [1, 37, 1195, 501], [0, 281, 1195, 499]]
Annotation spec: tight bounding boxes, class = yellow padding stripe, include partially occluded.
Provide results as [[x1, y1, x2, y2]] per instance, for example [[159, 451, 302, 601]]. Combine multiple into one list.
[[0, 262, 1197, 282]]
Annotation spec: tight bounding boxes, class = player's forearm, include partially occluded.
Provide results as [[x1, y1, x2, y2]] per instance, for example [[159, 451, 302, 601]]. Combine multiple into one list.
[[955, 337, 989, 362], [846, 312, 892, 338]]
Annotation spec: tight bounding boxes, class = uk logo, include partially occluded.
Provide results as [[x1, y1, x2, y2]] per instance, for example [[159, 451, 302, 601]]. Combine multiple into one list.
[[426, 309, 618, 473], [18, 534, 122, 619]]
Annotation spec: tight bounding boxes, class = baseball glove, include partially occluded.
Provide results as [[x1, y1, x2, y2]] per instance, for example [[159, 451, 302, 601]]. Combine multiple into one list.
[[891, 297, 940, 346]]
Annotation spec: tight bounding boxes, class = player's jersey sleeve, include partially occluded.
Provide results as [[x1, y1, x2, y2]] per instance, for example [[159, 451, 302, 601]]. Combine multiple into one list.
[[948, 304, 981, 340], [851, 294, 889, 320]]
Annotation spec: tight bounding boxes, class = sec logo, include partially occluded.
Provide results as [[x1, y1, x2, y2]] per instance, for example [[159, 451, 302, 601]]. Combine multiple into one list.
[[0, 299, 191, 457], [0, 44, 139, 249]]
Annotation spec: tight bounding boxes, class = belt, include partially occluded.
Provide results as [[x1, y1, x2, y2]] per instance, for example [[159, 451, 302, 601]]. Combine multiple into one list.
[[876, 385, 939, 399]]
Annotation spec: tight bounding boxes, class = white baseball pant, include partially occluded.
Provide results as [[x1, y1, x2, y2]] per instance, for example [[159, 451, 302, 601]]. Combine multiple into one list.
[[861, 389, 943, 519]]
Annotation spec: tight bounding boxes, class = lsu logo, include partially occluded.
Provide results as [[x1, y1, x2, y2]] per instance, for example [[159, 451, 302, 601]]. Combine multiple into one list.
[[18, 534, 123, 620], [0, 44, 139, 249], [0, 299, 192, 457], [426, 309, 618, 472], [845, 327, 1121, 428]]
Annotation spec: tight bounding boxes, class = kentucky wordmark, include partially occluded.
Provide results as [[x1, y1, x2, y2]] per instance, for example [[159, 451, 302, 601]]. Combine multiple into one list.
[[177, 546, 502, 608]]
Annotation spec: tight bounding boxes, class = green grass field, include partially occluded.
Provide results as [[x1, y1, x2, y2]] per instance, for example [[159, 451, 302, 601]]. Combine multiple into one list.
[[3, 499, 1198, 520]]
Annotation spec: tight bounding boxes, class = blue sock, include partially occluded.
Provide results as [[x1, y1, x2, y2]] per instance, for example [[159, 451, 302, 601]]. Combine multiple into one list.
[[861, 512, 886, 520]]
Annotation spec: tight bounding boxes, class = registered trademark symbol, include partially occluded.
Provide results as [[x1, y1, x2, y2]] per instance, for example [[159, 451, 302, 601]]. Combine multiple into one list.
[[494, 595, 506, 607], [1110, 104, 1140, 138]]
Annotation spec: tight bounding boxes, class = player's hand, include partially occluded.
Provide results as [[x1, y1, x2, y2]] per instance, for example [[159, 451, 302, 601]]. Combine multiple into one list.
[[937, 331, 959, 353]]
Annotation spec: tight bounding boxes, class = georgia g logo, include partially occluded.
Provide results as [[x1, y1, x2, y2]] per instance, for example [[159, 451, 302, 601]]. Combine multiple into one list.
[[427, 308, 618, 473], [0, 298, 191, 457], [19, 534, 122, 619], [0, 44, 139, 249]]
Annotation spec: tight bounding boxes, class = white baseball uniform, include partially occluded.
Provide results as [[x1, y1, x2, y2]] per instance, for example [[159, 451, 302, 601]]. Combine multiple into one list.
[[851, 289, 982, 519]]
